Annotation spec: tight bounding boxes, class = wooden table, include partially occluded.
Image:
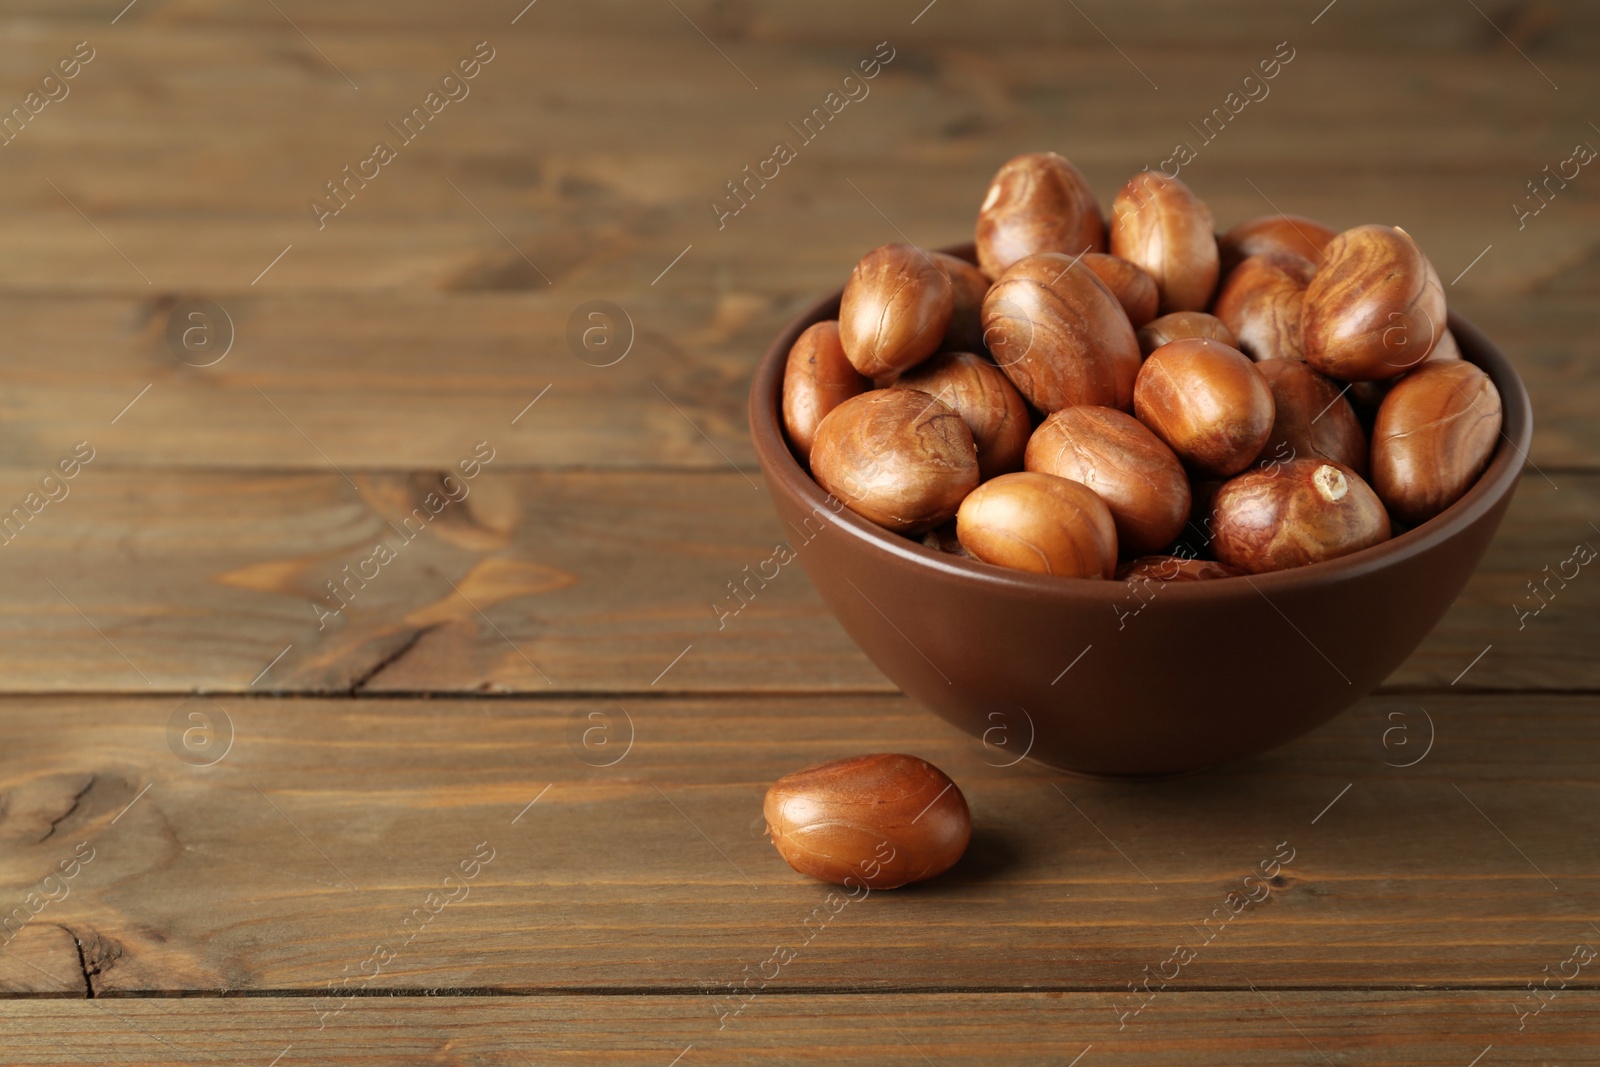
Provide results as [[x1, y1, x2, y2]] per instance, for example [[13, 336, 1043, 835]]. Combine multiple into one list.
[[1, 2, 1596, 1062]]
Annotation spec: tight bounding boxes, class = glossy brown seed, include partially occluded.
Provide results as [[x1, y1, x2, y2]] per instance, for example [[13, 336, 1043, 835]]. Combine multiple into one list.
[[1211, 460, 1391, 573], [1136, 311, 1238, 358], [1255, 359, 1369, 477], [1371, 359, 1502, 525], [1213, 251, 1317, 363], [1133, 338, 1275, 477], [1218, 213, 1337, 277], [1115, 555, 1242, 582], [894, 351, 1031, 480], [956, 471, 1118, 578], [765, 753, 971, 889], [1025, 406, 1190, 556], [810, 389, 979, 535], [1109, 172, 1220, 313], [838, 244, 955, 378], [981, 252, 1142, 413], [975, 152, 1106, 278], [932, 252, 992, 354], [1302, 225, 1447, 382], [1080, 253, 1160, 328], [782, 320, 871, 464]]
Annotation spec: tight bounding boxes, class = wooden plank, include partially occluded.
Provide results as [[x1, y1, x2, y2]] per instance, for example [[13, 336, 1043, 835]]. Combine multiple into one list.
[[8, 0, 1600, 47], [0, 292, 1593, 473], [0, 991, 1595, 1066], [0, 38, 1590, 301], [0, 468, 875, 694], [0, 469, 1591, 694], [0, 692, 1596, 995], [0, 32, 1589, 272], [0, 923, 88, 997], [5, 0, 1594, 48], [0, 293, 766, 473]]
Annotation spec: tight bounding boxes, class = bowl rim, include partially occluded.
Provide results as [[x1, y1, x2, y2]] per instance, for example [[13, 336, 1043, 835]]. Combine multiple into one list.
[[749, 244, 1534, 600]]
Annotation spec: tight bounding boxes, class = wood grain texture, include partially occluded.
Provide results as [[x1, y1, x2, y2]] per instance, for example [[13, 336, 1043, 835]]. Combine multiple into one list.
[[0, 991, 1596, 1066], [0, 295, 1593, 472], [0, 24, 1591, 469], [0, 2, 1594, 1058], [0, 692, 1595, 995], [0, 469, 1592, 694], [10, 0, 1600, 46]]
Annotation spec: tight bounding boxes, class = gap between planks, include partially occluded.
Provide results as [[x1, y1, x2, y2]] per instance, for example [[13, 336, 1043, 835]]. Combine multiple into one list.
[[1, 686, 1597, 701], [7, 982, 1599, 1000]]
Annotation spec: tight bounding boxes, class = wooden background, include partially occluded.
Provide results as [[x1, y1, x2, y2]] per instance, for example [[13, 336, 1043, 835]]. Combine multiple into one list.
[[0, 1, 1597, 1063]]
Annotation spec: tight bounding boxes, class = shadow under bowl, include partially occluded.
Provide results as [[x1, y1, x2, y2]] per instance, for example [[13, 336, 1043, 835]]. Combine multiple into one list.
[[749, 245, 1532, 778]]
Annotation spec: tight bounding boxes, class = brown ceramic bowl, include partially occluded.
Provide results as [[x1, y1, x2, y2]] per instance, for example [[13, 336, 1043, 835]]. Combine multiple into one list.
[[750, 245, 1531, 777]]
